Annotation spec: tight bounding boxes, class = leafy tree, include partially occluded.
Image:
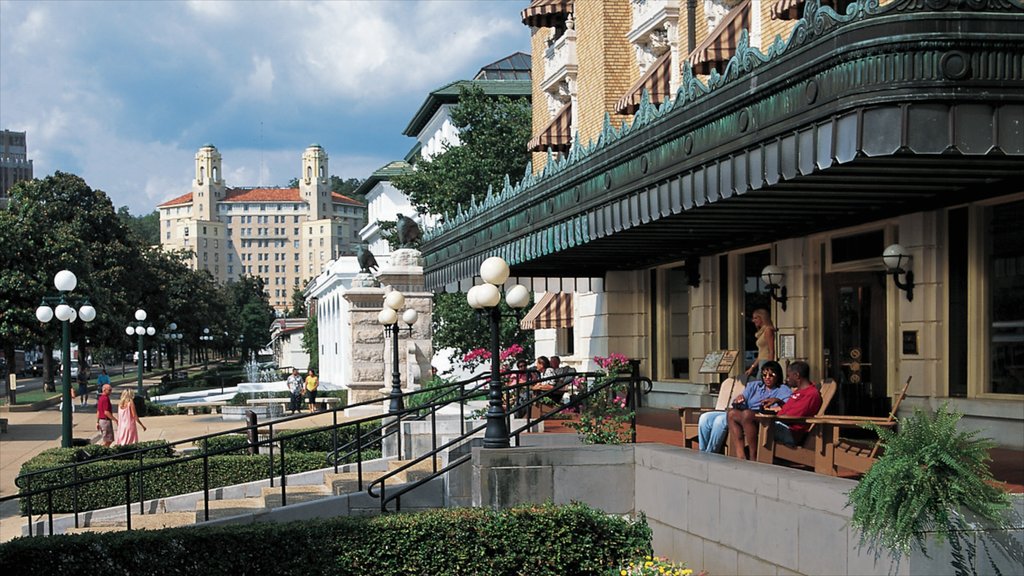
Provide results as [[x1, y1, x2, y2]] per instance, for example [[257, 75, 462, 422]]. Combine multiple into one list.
[[391, 85, 534, 360], [302, 313, 318, 372], [117, 207, 160, 246], [0, 172, 145, 383], [224, 276, 275, 362], [431, 292, 532, 362], [287, 284, 307, 318], [392, 85, 532, 218]]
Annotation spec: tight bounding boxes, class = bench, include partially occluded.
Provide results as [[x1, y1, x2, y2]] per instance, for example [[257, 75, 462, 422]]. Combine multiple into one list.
[[246, 397, 342, 412], [177, 401, 227, 415]]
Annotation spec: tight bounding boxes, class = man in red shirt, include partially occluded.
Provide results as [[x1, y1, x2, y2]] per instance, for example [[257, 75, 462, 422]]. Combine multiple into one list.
[[95, 384, 118, 446], [761, 360, 822, 446]]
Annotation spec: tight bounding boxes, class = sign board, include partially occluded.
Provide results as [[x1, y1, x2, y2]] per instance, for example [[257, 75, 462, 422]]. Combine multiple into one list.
[[699, 350, 739, 374]]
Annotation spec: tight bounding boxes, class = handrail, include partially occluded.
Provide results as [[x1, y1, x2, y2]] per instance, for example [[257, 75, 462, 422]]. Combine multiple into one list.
[[3, 363, 649, 533]]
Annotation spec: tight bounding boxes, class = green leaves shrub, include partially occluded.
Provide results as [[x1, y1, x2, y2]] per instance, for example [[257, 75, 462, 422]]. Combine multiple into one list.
[[847, 404, 1011, 573], [0, 503, 652, 576]]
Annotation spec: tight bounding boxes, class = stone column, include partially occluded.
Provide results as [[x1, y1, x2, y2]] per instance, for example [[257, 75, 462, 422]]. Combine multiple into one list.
[[375, 249, 434, 398], [343, 273, 387, 412]]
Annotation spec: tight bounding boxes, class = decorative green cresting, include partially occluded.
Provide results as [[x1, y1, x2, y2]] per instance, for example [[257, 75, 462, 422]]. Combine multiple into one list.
[[420, 0, 1024, 284]]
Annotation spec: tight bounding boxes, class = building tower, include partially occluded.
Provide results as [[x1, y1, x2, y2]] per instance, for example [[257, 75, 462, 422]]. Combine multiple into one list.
[[192, 144, 224, 221], [300, 144, 329, 221]]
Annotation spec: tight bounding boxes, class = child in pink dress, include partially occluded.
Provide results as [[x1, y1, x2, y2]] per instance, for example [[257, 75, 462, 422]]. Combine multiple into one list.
[[114, 389, 147, 446]]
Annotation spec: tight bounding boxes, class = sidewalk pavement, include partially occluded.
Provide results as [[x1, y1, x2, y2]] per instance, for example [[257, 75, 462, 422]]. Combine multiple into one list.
[[0, 395, 360, 542]]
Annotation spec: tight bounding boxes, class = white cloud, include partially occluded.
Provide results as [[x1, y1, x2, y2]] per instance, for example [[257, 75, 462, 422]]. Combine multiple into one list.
[[0, 0, 527, 215]]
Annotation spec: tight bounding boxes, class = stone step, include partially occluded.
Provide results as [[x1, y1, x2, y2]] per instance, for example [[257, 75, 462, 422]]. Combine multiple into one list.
[[323, 470, 387, 495], [65, 512, 197, 534], [261, 484, 332, 507], [195, 497, 266, 520]]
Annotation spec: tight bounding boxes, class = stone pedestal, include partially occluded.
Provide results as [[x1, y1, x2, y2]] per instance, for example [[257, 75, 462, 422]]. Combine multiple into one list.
[[376, 250, 434, 402], [343, 286, 387, 408], [342, 249, 433, 413]]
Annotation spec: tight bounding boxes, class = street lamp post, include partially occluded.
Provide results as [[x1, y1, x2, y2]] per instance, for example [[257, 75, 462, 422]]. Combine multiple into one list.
[[125, 309, 155, 396], [35, 270, 97, 448], [465, 257, 530, 448], [378, 291, 419, 413], [200, 328, 214, 371], [164, 323, 183, 379]]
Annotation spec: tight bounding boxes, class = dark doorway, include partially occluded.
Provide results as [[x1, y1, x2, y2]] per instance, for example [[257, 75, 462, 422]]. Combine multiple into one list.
[[822, 272, 889, 417]]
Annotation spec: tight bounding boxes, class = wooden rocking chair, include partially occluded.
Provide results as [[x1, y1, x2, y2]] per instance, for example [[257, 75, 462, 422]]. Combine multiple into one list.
[[756, 377, 912, 477], [806, 376, 912, 476], [754, 379, 838, 469], [678, 377, 743, 450]]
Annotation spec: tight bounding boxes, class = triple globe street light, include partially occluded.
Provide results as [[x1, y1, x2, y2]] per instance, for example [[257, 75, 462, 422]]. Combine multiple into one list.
[[35, 270, 97, 448], [466, 257, 530, 449], [126, 309, 156, 395]]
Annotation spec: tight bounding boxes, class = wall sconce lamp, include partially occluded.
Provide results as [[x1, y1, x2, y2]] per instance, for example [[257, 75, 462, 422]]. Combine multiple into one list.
[[760, 264, 788, 311], [883, 243, 914, 301]]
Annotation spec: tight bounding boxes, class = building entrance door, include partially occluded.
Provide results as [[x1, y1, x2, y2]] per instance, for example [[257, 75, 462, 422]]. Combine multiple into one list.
[[822, 272, 889, 417]]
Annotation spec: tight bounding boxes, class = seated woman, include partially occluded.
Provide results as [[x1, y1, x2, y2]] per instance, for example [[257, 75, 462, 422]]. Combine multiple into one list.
[[725, 361, 791, 460], [699, 361, 790, 454]]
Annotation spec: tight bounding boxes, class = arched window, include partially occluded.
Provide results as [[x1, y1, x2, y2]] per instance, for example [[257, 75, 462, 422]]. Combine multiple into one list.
[[199, 166, 205, 184], [212, 166, 219, 181], [319, 165, 325, 179], [306, 166, 312, 181]]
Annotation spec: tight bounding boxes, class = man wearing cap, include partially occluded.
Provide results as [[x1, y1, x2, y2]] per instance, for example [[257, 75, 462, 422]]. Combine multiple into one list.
[[96, 384, 118, 446]]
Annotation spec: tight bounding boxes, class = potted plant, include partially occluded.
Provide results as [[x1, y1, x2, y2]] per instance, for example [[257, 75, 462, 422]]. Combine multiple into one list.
[[846, 404, 1013, 576], [569, 354, 633, 444]]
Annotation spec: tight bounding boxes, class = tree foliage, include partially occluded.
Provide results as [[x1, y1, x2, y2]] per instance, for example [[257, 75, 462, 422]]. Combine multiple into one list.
[[224, 276, 275, 362], [431, 292, 532, 362], [117, 207, 160, 246], [392, 85, 532, 218], [287, 285, 307, 318], [302, 313, 318, 372]]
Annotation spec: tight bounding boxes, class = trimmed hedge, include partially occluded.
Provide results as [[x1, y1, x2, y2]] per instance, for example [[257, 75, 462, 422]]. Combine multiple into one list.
[[0, 503, 652, 576], [17, 439, 380, 515]]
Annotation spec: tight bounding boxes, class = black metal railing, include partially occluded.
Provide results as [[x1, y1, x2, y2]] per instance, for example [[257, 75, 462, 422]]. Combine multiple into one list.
[[1, 363, 648, 534]]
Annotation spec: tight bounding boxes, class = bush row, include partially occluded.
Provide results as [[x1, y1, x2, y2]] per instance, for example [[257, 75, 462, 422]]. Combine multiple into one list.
[[0, 503, 652, 576], [17, 437, 380, 515]]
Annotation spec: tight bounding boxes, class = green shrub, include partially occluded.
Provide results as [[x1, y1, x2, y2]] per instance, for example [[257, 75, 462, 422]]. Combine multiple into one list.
[[0, 503, 651, 576]]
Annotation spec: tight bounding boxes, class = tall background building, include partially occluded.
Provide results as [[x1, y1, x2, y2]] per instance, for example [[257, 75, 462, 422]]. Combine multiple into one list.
[[1, 129, 34, 208], [158, 144, 365, 313]]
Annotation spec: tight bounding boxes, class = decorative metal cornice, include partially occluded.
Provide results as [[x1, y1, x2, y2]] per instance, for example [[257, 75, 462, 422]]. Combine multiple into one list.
[[422, 0, 1024, 247]]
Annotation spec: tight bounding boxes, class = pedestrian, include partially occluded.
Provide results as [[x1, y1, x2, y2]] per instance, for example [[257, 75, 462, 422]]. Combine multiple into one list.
[[96, 384, 118, 447], [113, 388, 146, 446], [286, 368, 304, 414], [304, 368, 319, 413], [77, 362, 92, 408]]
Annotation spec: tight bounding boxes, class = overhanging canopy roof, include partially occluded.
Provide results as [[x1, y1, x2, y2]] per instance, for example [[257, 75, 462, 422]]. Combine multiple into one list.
[[520, 292, 574, 330], [521, 0, 573, 28], [616, 51, 672, 115], [772, 0, 854, 20], [688, 0, 751, 75], [528, 103, 573, 153]]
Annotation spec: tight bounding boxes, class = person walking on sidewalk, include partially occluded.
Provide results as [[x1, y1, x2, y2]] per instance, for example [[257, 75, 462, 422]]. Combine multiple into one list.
[[93, 368, 111, 407], [286, 369, 304, 414], [96, 384, 118, 447], [114, 389, 146, 446], [304, 369, 319, 413]]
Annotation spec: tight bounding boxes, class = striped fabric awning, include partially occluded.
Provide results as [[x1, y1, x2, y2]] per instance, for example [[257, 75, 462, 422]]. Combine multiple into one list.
[[527, 103, 572, 153], [521, 0, 573, 28], [687, 0, 752, 75], [771, 0, 853, 20], [616, 51, 672, 115], [520, 292, 574, 330]]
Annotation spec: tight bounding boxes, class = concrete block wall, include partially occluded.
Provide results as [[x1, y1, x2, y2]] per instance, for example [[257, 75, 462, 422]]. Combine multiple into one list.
[[472, 442, 1024, 575]]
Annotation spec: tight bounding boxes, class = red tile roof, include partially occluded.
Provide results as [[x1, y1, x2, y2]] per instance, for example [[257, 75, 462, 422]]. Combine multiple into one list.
[[224, 188, 302, 202], [158, 192, 193, 207], [158, 188, 364, 208]]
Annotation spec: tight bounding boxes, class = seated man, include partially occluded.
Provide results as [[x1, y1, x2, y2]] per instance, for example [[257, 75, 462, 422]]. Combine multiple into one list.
[[550, 355, 577, 404], [699, 361, 790, 454], [761, 360, 823, 446]]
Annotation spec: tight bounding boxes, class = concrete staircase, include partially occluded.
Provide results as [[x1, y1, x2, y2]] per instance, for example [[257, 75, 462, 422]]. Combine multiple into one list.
[[44, 458, 444, 535]]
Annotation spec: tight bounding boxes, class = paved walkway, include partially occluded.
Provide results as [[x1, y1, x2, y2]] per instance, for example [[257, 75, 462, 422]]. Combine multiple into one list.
[[0, 394, 356, 542]]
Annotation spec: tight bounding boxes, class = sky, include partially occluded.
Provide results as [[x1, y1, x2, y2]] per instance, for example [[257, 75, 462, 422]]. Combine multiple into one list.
[[0, 0, 529, 215]]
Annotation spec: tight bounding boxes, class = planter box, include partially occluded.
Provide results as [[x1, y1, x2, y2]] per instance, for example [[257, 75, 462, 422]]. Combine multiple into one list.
[[221, 404, 283, 421]]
